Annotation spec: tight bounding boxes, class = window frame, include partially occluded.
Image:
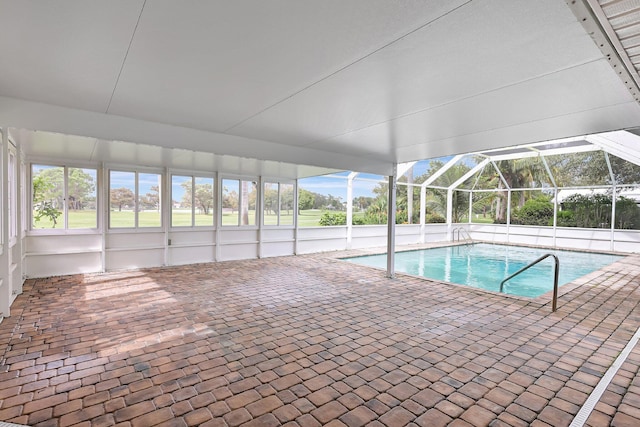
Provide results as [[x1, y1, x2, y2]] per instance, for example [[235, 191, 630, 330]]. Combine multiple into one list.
[[170, 171, 215, 229], [262, 179, 296, 228], [8, 145, 17, 243], [108, 166, 163, 230], [29, 160, 100, 234], [220, 175, 259, 228]]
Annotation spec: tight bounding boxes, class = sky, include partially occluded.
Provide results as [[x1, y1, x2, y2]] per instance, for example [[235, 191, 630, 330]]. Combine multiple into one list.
[[36, 155, 456, 205]]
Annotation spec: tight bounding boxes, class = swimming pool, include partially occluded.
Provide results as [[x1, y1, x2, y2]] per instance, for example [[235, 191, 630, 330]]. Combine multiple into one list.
[[343, 243, 622, 297]]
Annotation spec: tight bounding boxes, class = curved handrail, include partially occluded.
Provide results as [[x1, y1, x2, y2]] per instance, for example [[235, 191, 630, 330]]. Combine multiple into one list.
[[499, 253, 560, 312]]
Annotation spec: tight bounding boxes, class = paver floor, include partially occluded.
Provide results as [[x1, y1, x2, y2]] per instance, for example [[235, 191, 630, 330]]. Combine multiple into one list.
[[1, 247, 640, 426]]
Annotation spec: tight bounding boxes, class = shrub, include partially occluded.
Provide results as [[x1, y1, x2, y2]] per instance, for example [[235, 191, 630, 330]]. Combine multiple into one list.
[[318, 211, 346, 226], [425, 213, 446, 223], [511, 196, 554, 226], [555, 210, 575, 227]]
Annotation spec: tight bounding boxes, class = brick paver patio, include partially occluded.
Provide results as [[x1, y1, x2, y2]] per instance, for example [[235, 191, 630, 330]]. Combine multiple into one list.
[[1, 246, 640, 426]]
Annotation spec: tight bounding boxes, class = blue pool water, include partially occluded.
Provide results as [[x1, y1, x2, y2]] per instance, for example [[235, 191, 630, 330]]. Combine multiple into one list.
[[343, 243, 622, 297]]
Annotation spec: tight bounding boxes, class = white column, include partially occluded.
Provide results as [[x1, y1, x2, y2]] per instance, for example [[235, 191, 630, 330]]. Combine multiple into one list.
[[419, 185, 426, 243], [386, 166, 397, 278], [346, 172, 357, 249], [294, 180, 299, 255], [0, 129, 10, 317], [446, 188, 453, 241], [258, 177, 264, 258]]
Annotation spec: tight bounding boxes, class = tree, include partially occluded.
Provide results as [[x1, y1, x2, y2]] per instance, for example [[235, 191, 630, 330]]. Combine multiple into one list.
[[67, 168, 96, 210], [264, 185, 279, 215], [34, 167, 96, 211], [194, 183, 214, 215], [281, 185, 294, 214], [492, 157, 550, 222], [223, 187, 239, 212], [181, 181, 214, 214], [110, 187, 135, 212], [139, 185, 160, 211], [32, 174, 62, 227], [298, 189, 315, 212]]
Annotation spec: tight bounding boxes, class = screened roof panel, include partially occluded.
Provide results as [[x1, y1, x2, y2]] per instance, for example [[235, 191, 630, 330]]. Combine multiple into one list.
[[533, 139, 592, 152], [479, 147, 533, 157], [431, 155, 479, 187], [609, 154, 640, 185], [545, 150, 611, 187], [468, 163, 501, 190], [492, 156, 553, 190]]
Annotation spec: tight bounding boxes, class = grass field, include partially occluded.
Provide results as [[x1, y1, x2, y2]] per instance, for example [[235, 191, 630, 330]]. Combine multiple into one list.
[[32, 209, 489, 229], [32, 209, 327, 228]]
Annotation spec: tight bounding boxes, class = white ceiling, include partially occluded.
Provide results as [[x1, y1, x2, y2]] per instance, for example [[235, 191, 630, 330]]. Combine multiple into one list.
[[1, 0, 640, 177]]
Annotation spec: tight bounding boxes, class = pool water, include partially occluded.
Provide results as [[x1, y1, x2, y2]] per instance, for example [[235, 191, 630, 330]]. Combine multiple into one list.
[[343, 243, 622, 297]]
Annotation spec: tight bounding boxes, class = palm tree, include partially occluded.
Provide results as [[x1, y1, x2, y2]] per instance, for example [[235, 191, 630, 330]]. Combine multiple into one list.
[[493, 157, 550, 222]]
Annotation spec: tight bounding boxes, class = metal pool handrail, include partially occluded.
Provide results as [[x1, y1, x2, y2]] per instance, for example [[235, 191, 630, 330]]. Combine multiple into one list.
[[452, 227, 472, 242], [499, 253, 560, 312]]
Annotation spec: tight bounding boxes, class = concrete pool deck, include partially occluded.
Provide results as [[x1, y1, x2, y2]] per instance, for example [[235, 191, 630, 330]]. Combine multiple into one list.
[[0, 244, 639, 426]]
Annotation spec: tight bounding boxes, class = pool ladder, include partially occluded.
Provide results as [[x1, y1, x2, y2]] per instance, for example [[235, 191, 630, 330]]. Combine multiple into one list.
[[499, 253, 560, 312], [452, 227, 472, 242]]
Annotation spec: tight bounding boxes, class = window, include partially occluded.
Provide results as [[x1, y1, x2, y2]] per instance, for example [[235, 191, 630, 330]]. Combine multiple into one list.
[[109, 170, 161, 228], [171, 175, 214, 227], [32, 164, 97, 230], [9, 150, 17, 239], [263, 182, 294, 226], [222, 178, 256, 226]]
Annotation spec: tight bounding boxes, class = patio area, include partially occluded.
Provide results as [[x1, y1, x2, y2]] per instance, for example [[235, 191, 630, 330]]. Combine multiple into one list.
[[0, 247, 640, 427]]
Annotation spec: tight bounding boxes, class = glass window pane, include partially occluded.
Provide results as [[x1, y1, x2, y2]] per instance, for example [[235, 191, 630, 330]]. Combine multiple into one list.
[[110, 171, 136, 228], [263, 182, 278, 225], [138, 173, 162, 227], [241, 180, 257, 226], [280, 183, 294, 226], [222, 179, 239, 226], [32, 164, 64, 229], [68, 168, 97, 229], [172, 175, 192, 227], [194, 177, 214, 226]]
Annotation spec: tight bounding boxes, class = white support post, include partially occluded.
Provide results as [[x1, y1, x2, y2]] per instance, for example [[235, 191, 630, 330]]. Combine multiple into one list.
[[0, 129, 10, 317], [611, 185, 617, 251], [294, 179, 299, 255], [14, 136, 23, 297], [419, 185, 426, 243], [215, 171, 221, 262], [101, 163, 107, 272], [468, 192, 473, 224], [552, 188, 558, 248], [386, 166, 397, 279], [258, 177, 264, 258], [506, 190, 512, 242], [446, 188, 453, 240], [163, 167, 169, 266], [346, 172, 358, 249]]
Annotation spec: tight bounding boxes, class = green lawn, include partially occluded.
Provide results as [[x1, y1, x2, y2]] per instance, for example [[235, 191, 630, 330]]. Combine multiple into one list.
[[31, 209, 362, 229], [471, 216, 495, 224]]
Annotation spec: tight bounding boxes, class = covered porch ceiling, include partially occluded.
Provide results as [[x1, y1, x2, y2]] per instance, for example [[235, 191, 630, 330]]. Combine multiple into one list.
[[2, 0, 640, 177]]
